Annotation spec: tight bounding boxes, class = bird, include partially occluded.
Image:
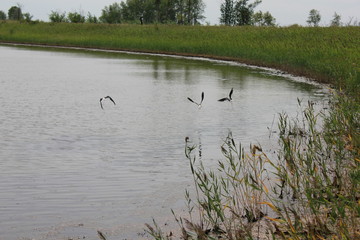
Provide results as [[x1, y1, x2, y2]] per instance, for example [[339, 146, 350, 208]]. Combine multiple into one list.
[[218, 88, 233, 102], [187, 92, 204, 108], [100, 96, 116, 109]]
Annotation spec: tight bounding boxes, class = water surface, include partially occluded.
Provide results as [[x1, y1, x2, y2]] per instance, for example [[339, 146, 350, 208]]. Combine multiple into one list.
[[0, 45, 326, 239]]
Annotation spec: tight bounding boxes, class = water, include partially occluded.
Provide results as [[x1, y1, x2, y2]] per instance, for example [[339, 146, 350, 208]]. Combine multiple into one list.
[[0, 45, 327, 239]]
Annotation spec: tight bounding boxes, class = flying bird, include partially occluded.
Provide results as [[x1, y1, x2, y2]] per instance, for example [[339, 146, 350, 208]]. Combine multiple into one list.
[[218, 88, 233, 102], [100, 96, 116, 109], [187, 92, 204, 108]]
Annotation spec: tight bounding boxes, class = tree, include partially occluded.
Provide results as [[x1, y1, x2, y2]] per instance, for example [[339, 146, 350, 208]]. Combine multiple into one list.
[[0, 10, 6, 20], [330, 12, 341, 26], [117, 0, 204, 24], [220, 0, 235, 25], [307, 9, 321, 26], [99, 3, 122, 24], [86, 12, 98, 23], [234, 0, 261, 25], [120, 0, 153, 23], [253, 11, 275, 26], [49, 10, 67, 22], [22, 12, 33, 22], [262, 11, 275, 26], [158, 0, 177, 23], [68, 11, 85, 23], [8, 6, 22, 20], [252, 11, 262, 25], [185, 0, 205, 24], [175, 0, 186, 24]]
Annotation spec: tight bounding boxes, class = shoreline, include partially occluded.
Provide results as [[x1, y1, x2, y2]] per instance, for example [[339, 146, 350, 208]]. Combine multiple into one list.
[[0, 41, 327, 89]]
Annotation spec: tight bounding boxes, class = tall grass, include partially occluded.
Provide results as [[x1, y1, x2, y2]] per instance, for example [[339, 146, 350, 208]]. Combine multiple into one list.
[[0, 21, 359, 94], [146, 95, 359, 239]]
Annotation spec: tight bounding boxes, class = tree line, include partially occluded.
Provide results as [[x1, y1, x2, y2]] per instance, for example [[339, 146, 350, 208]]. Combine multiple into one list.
[[0, 0, 206, 25], [0, 1, 358, 26], [0, 0, 271, 25]]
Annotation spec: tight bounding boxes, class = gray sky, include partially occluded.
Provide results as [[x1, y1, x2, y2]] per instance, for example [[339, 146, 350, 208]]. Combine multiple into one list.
[[0, 0, 359, 26]]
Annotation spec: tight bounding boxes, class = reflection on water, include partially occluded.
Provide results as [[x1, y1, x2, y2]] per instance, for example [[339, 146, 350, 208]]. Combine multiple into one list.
[[0, 45, 326, 239]]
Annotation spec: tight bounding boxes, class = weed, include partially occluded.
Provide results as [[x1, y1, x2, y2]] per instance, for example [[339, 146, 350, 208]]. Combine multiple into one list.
[[146, 93, 359, 239]]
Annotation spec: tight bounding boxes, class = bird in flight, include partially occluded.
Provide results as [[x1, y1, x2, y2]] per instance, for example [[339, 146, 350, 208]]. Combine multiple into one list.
[[188, 92, 204, 108], [100, 96, 116, 109], [218, 88, 233, 102]]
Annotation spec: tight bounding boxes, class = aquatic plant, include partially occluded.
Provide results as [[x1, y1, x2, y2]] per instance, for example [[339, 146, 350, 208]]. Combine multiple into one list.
[[146, 94, 359, 239]]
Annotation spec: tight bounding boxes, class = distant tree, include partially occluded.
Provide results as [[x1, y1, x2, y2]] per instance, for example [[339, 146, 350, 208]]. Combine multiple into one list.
[[175, 0, 186, 24], [169, 0, 205, 24], [330, 12, 341, 26], [234, 0, 262, 25], [262, 11, 275, 26], [86, 12, 98, 23], [220, 0, 235, 25], [186, 0, 205, 24], [0, 10, 6, 20], [253, 11, 275, 26], [8, 6, 22, 20], [22, 12, 33, 22], [252, 11, 262, 25], [68, 11, 85, 23], [120, 0, 151, 23], [100, 3, 122, 24], [117, 0, 204, 25], [158, 0, 177, 23], [49, 10, 67, 22], [345, 17, 360, 26], [307, 9, 321, 26]]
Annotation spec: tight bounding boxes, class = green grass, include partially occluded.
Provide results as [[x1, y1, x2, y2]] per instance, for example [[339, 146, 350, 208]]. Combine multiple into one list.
[[0, 21, 359, 94]]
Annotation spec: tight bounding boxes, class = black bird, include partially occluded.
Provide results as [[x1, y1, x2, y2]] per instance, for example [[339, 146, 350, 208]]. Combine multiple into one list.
[[100, 96, 116, 109], [188, 92, 204, 108], [218, 88, 233, 102]]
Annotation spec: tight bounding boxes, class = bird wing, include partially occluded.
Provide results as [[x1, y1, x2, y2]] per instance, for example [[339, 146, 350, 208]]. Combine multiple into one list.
[[218, 98, 228, 102], [200, 92, 204, 104], [106, 96, 116, 105], [100, 98, 104, 109], [229, 88, 233, 100], [187, 97, 197, 104]]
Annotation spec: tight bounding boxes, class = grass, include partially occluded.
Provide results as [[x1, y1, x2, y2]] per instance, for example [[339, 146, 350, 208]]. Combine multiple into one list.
[[147, 96, 360, 239], [0, 21, 359, 94], [0, 21, 358, 239]]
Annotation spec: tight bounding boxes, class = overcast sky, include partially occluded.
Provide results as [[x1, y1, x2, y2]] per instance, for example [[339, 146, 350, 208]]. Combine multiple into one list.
[[0, 0, 359, 26]]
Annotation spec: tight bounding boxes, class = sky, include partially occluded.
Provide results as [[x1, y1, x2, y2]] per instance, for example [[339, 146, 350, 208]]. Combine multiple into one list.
[[0, 0, 359, 26]]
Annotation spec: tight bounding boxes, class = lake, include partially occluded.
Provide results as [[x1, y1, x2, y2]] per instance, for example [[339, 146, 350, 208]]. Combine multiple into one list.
[[0, 44, 327, 239]]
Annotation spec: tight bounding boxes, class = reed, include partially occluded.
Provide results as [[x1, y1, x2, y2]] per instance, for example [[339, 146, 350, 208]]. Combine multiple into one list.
[[146, 95, 359, 239], [0, 21, 359, 94]]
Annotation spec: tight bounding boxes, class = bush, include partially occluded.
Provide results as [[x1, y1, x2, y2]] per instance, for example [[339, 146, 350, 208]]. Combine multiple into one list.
[[49, 10, 67, 23], [68, 11, 85, 23]]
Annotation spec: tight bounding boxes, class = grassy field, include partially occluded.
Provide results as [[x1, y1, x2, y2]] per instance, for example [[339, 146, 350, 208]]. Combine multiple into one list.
[[0, 21, 359, 239], [0, 21, 359, 94]]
